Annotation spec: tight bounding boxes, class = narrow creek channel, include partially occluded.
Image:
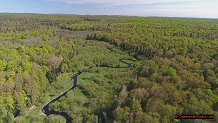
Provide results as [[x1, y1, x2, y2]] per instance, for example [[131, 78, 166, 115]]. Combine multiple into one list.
[[42, 67, 92, 123], [42, 60, 133, 123]]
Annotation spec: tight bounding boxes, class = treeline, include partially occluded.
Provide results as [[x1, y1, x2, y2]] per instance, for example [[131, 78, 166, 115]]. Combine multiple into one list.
[[85, 17, 218, 122], [86, 18, 218, 58], [0, 38, 76, 122], [0, 14, 218, 123], [0, 14, 77, 122], [48, 39, 135, 122]]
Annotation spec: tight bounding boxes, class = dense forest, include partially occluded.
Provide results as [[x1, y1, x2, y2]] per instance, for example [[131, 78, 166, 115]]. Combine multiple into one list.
[[0, 14, 217, 123]]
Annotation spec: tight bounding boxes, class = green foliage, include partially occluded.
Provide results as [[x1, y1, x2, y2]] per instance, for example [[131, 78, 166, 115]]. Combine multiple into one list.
[[0, 14, 218, 123], [0, 14, 77, 122], [0, 60, 7, 71], [43, 115, 65, 123], [165, 67, 177, 76], [84, 16, 218, 123]]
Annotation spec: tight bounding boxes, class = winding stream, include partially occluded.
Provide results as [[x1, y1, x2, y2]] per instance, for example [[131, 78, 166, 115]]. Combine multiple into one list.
[[42, 60, 133, 123], [42, 67, 92, 123]]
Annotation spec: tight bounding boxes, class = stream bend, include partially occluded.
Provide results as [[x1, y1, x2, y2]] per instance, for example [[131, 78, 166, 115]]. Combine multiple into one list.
[[42, 67, 92, 123], [42, 60, 133, 123]]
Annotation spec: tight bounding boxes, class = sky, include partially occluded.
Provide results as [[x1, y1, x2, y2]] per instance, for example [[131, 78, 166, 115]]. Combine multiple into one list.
[[0, 0, 217, 18]]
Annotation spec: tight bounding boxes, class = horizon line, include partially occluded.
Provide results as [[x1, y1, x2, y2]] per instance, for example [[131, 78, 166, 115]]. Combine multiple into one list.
[[0, 12, 217, 19]]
